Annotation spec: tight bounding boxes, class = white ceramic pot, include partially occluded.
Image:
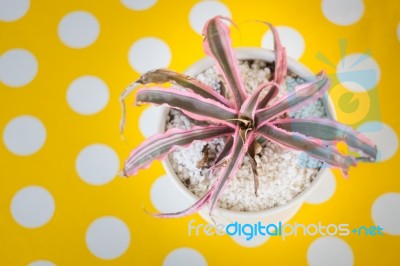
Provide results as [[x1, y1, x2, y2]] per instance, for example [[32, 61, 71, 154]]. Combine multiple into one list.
[[156, 47, 336, 225]]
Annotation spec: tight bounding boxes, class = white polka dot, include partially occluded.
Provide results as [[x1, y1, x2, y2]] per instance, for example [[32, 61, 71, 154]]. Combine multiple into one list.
[[397, 23, 400, 42], [230, 234, 270, 248], [163, 248, 207, 266], [86, 216, 130, 260], [306, 170, 336, 204], [322, 0, 364, 26], [337, 53, 380, 91], [76, 144, 120, 185], [0, 0, 30, 22], [139, 106, 164, 138], [307, 237, 353, 266], [150, 175, 193, 213], [67, 76, 109, 115], [3, 115, 46, 156], [28, 260, 56, 266], [58, 11, 100, 49], [121, 0, 157, 10], [128, 37, 171, 74], [0, 49, 38, 87], [11, 186, 55, 228], [189, 0, 231, 35], [357, 121, 398, 162], [261, 26, 305, 60], [372, 193, 400, 235]]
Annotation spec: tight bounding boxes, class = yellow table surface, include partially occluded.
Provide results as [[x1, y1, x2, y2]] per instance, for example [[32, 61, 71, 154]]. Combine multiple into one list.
[[1, 0, 399, 265]]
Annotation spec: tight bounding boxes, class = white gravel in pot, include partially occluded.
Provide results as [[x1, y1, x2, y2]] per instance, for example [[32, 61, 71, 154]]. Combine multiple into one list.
[[166, 60, 326, 212]]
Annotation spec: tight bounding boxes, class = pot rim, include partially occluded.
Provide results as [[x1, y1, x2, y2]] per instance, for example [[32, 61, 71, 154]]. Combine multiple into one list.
[[158, 47, 337, 218]]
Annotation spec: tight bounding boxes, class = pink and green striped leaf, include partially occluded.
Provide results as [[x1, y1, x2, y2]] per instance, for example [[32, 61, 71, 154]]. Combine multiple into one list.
[[138, 68, 233, 108], [272, 118, 377, 161], [214, 136, 234, 166], [257, 82, 279, 109], [136, 88, 238, 127], [122, 126, 233, 176], [208, 129, 254, 213], [240, 82, 270, 120], [261, 22, 287, 84], [256, 124, 357, 176], [256, 72, 330, 128], [203, 16, 247, 110]]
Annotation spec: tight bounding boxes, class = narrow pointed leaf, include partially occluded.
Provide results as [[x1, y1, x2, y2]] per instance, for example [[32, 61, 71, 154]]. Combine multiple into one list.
[[273, 118, 377, 161], [122, 126, 233, 176], [240, 82, 270, 120], [138, 68, 233, 108], [214, 136, 234, 165], [203, 16, 247, 109], [261, 22, 287, 84], [256, 72, 330, 128], [208, 129, 254, 212], [256, 124, 357, 176], [257, 82, 279, 109], [136, 88, 238, 127]]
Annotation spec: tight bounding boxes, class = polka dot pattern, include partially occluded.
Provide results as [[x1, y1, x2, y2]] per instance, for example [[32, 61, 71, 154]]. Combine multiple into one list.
[[322, 0, 364, 26], [28, 260, 56, 266], [371, 193, 400, 235], [67, 76, 109, 115], [0, 0, 30, 22], [58, 11, 100, 48], [3, 115, 46, 156], [150, 175, 193, 213], [189, 0, 231, 34], [1, 0, 399, 265], [357, 121, 398, 162], [163, 248, 207, 266], [86, 216, 131, 260], [121, 0, 157, 11], [261, 26, 305, 59], [0, 49, 38, 87], [128, 37, 171, 74], [397, 23, 400, 42], [307, 237, 354, 266], [75, 144, 120, 185], [11, 186, 55, 228]]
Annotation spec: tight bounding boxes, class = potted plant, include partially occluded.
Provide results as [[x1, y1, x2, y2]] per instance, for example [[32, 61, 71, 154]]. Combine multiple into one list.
[[120, 17, 377, 225]]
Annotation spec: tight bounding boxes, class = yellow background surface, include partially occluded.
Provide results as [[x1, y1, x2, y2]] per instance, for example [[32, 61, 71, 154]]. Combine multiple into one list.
[[1, 0, 399, 265]]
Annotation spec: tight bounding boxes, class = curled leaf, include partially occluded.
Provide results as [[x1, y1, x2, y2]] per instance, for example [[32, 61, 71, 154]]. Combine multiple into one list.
[[138, 68, 233, 108]]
